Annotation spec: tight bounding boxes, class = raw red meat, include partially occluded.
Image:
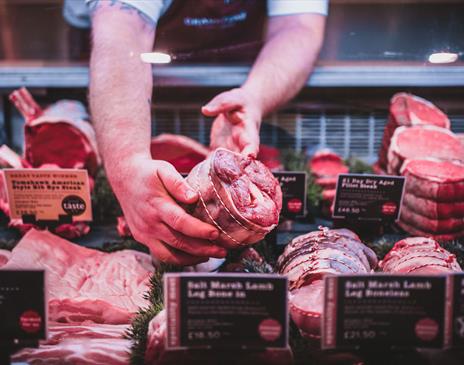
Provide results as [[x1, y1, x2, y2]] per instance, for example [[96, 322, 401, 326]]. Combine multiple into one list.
[[1, 229, 154, 324], [403, 192, 464, 220], [116, 216, 132, 238], [379, 237, 461, 274], [257, 144, 283, 171], [277, 228, 377, 338], [397, 220, 464, 241], [387, 125, 464, 175], [401, 159, 464, 202], [309, 150, 348, 178], [378, 93, 450, 170], [145, 310, 167, 365], [0, 249, 10, 267], [9, 88, 100, 175], [145, 310, 293, 365], [12, 323, 130, 365], [400, 206, 464, 234], [150, 133, 210, 174], [186, 148, 282, 249]]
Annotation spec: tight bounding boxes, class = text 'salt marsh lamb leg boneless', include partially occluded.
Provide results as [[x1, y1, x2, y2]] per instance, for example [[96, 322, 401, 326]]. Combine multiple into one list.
[[186, 148, 282, 250], [277, 227, 378, 339]]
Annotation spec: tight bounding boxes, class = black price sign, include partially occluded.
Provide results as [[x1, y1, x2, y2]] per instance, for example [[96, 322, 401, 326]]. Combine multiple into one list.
[[165, 273, 288, 350], [333, 174, 405, 222], [322, 274, 447, 350], [0, 270, 47, 342], [273, 172, 307, 218], [448, 274, 464, 348]]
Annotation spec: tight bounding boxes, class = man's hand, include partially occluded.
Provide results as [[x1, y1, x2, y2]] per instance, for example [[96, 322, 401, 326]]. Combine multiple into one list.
[[202, 88, 261, 158], [111, 155, 226, 266]]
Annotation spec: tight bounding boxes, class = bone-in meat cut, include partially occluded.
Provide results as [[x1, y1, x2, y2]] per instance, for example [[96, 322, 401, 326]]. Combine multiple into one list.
[[186, 148, 282, 249], [1, 229, 154, 324], [277, 228, 377, 339]]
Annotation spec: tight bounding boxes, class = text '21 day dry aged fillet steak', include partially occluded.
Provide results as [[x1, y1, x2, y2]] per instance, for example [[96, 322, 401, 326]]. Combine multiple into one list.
[[277, 228, 378, 339], [186, 148, 282, 249], [379, 237, 461, 274]]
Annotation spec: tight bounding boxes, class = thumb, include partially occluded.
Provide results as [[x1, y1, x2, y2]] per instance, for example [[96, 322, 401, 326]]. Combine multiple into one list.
[[157, 163, 198, 204], [202, 92, 242, 117]]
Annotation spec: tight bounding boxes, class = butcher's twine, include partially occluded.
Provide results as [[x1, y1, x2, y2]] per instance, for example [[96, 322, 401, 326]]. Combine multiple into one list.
[[194, 165, 252, 246]]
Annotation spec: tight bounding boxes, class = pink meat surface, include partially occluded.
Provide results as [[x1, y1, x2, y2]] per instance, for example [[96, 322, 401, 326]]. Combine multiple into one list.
[[401, 159, 464, 202], [400, 206, 464, 234], [379, 237, 461, 273], [378, 93, 450, 170], [187, 148, 282, 249], [1, 229, 154, 324], [150, 133, 210, 173], [0, 249, 10, 267], [402, 192, 464, 220], [12, 323, 130, 365], [309, 150, 348, 178], [277, 228, 377, 338], [387, 125, 464, 175]]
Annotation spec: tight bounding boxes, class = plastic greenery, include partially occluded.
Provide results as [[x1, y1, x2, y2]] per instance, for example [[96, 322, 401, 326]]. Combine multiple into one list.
[[91, 168, 122, 223]]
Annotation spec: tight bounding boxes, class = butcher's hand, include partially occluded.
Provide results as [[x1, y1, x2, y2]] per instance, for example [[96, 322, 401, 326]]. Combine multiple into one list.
[[112, 156, 226, 266], [202, 88, 261, 158]]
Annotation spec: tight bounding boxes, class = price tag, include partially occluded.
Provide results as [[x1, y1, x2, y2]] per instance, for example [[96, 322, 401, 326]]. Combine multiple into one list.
[[332, 174, 405, 222], [0, 270, 47, 342], [273, 172, 307, 218], [322, 274, 447, 350], [447, 273, 464, 348], [3, 169, 92, 223], [165, 273, 288, 350]]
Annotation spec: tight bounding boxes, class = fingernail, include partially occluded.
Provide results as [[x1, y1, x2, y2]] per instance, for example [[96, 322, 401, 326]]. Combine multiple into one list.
[[186, 190, 197, 200], [210, 230, 219, 240]]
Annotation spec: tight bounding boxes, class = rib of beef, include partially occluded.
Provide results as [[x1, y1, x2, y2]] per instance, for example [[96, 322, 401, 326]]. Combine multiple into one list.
[[277, 227, 377, 339], [186, 148, 282, 249]]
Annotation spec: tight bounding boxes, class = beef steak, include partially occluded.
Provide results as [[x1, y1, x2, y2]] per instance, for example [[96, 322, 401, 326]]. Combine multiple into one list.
[[387, 125, 464, 175]]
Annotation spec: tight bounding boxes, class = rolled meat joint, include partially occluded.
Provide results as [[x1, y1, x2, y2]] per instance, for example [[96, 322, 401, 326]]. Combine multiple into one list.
[[185, 148, 282, 249], [379, 237, 461, 274], [277, 227, 377, 339]]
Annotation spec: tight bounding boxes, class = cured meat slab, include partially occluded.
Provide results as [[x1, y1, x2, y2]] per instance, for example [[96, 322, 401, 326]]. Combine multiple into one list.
[[397, 220, 464, 241], [379, 237, 461, 274], [402, 192, 464, 220], [400, 206, 464, 234], [1, 229, 154, 324], [387, 125, 464, 175], [186, 148, 282, 249], [12, 323, 130, 365], [277, 228, 377, 338], [378, 93, 450, 170], [401, 159, 464, 202]]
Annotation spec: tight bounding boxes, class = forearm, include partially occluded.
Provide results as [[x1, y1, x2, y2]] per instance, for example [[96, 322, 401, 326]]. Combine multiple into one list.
[[243, 14, 326, 117], [89, 5, 155, 184]]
